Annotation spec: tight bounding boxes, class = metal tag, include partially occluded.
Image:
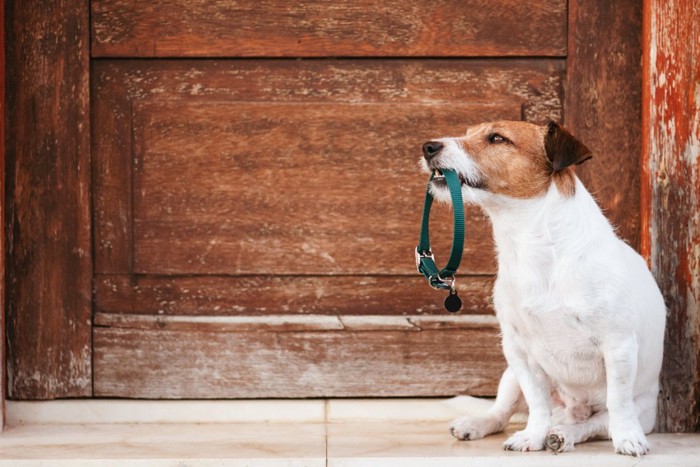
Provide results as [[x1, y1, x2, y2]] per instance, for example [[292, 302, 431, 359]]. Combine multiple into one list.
[[444, 290, 462, 313]]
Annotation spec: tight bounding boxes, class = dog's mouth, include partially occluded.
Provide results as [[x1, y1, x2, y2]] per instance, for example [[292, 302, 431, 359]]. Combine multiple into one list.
[[431, 168, 485, 190]]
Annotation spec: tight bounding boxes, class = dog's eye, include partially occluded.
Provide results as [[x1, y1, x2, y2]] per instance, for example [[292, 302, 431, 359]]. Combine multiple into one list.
[[489, 133, 506, 144]]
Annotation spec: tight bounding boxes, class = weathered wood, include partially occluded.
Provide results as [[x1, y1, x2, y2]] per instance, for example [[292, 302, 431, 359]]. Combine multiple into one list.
[[1, 0, 5, 426], [643, 0, 700, 432], [566, 0, 643, 249], [94, 315, 505, 398], [94, 313, 499, 332], [132, 101, 510, 275], [92, 83, 133, 274], [93, 59, 565, 275], [95, 313, 346, 332], [91, 0, 566, 58], [94, 275, 495, 316], [4, 0, 92, 398]]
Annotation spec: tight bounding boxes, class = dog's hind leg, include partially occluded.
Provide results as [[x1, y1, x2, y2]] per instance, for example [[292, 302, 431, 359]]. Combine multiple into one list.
[[450, 367, 523, 440], [635, 384, 659, 434]]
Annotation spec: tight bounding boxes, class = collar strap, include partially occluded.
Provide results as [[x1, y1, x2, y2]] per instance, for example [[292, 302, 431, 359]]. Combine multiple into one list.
[[415, 169, 464, 291]]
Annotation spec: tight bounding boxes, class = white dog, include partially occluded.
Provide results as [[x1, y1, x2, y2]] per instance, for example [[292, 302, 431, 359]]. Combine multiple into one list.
[[421, 120, 665, 456]]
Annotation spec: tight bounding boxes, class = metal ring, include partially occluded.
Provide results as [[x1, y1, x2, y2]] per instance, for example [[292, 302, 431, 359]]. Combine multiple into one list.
[[437, 272, 455, 285]]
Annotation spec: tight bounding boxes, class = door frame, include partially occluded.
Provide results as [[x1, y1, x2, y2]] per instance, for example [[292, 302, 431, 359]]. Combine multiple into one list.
[[4, 0, 92, 399]]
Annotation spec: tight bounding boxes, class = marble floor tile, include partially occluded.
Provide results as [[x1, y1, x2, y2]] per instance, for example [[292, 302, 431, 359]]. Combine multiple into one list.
[[326, 421, 700, 467], [2, 400, 700, 467], [0, 422, 326, 467]]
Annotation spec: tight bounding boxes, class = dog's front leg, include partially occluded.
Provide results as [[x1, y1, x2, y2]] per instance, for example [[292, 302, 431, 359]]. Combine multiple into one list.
[[604, 337, 650, 456], [501, 336, 551, 452]]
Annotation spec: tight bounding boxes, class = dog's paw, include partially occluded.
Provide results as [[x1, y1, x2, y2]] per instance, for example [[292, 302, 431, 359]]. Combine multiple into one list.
[[544, 427, 575, 453], [449, 415, 500, 441], [503, 429, 547, 452], [612, 431, 650, 457]]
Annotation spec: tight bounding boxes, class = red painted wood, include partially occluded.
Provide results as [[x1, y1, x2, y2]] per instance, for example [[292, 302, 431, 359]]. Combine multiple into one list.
[[643, 0, 700, 432]]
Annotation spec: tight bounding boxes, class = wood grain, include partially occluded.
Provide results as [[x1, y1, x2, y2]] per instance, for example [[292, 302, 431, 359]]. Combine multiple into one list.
[[93, 313, 500, 332], [94, 275, 495, 316], [91, 0, 566, 58], [94, 315, 505, 398], [643, 0, 700, 432], [93, 59, 565, 275], [132, 100, 512, 275], [1, 0, 5, 426], [92, 82, 133, 274], [4, 0, 92, 399], [566, 0, 643, 250]]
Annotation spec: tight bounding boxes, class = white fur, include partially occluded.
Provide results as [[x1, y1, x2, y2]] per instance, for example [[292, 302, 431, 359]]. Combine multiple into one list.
[[427, 137, 666, 456]]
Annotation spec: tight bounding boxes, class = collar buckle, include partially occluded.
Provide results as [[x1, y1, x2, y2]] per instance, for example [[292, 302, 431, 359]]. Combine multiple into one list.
[[415, 248, 434, 272]]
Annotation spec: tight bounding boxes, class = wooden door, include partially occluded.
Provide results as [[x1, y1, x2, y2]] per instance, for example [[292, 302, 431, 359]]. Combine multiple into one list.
[[89, 1, 567, 398], [6, 0, 647, 402]]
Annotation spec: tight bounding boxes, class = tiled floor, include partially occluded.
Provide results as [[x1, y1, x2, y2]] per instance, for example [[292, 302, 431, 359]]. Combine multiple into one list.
[[2, 399, 699, 466]]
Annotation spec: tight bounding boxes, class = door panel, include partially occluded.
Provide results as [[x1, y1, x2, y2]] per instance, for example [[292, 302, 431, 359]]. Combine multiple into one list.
[[93, 59, 565, 276], [93, 315, 504, 398], [131, 101, 513, 275], [92, 58, 562, 397], [91, 0, 566, 57]]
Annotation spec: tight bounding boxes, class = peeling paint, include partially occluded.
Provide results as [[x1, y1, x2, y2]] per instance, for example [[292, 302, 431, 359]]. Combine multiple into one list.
[[644, 0, 700, 432]]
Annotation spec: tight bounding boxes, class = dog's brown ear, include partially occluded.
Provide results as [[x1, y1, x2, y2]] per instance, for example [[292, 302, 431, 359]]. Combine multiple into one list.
[[545, 121, 592, 171]]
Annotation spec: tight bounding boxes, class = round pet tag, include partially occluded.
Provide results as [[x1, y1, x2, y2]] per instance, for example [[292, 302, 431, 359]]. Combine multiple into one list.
[[444, 290, 462, 313]]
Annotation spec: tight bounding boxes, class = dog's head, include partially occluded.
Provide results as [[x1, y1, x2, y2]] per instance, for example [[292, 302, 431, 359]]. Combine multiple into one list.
[[420, 120, 592, 205]]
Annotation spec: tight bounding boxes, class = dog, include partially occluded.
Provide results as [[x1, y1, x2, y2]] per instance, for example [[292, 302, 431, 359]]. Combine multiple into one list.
[[420, 120, 665, 456]]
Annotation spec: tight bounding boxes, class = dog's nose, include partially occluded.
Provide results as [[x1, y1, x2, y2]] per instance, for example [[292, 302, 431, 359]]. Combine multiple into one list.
[[423, 141, 444, 160]]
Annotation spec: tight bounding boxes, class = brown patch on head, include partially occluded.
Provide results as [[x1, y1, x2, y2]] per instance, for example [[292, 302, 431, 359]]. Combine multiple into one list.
[[456, 120, 592, 198], [457, 121, 551, 198]]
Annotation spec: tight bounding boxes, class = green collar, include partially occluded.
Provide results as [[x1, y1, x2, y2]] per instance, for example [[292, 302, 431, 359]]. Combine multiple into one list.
[[415, 169, 464, 312]]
